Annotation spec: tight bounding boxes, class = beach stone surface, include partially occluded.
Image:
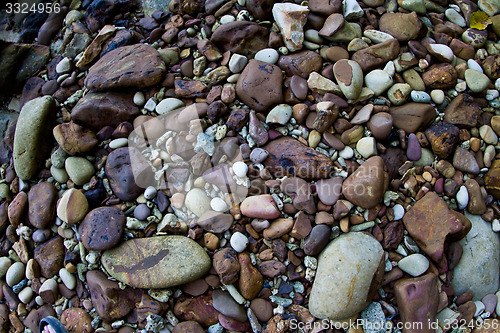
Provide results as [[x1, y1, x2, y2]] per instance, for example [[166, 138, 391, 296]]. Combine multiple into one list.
[[102, 236, 211, 289], [309, 232, 384, 321], [13, 96, 56, 180], [85, 44, 166, 91]]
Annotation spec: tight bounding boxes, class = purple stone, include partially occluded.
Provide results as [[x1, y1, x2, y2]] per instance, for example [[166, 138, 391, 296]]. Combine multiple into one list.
[[435, 178, 444, 194], [134, 204, 151, 220], [482, 294, 498, 314], [290, 75, 308, 100], [406, 133, 421, 161]]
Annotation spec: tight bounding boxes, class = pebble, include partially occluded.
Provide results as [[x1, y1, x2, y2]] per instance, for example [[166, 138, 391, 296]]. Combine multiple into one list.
[[109, 138, 128, 149], [410, 90, 431, 103], [398, 254, 429, 277], [134, 204, 151, 220], [144, 186, 157, 200], [339, 146, 354, 159], [210, 197, 228, 212], [185, 188, 211, 217], [249, 148, 269, 163], [56, 57, 72, 74], [254, 48, 279, 64], [356, 137, 377, 159], [388, 83, 411, 105], [430, 89, 445, 104], [480, 125, 499, 145], [232, 161, 248, 177], [266, 104, 292, 125], [65, 157, 95, 186], [393, 204, 405, 220], [230, 232, 248, 253], [228, 54, 248, 73], [133, 91, 145, 106], [18, 287, 33, 304], [465, 69, 491, 93], [445, 8, 466, 27], [59, 268, 76, 290], [156, 98, 185, 115], [0, 257, 11, 278], [6, 262, 25, 287], [365, 69, 393, 96]]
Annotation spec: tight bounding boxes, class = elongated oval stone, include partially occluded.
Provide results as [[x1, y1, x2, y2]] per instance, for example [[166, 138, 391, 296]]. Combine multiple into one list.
[[101, 236, 211, 289]]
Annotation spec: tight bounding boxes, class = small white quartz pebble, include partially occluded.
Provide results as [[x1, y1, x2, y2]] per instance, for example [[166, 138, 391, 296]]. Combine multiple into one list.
[[430, 89, 445, 104], [339, 146, 354, 159], [492, 219, 500, 232], [456, 186, 469, 210], [230, 232, 248, 253], [398, 253, 429, 277], [133, 91, 146, 106], [109, 138, 128, 149], [144, 186, 157, 200], [474, 301, 486, 316], [228, 54, 248, 73], [18, 287, 34, 304], [211, 197, 228, 212], [254, 48, 280, 64], [6, 262, 25, 287], [467, 59, 483, 73], [356, 137, 377, 159], [393, 204, 405, 221], [232, 161, 248, 178]]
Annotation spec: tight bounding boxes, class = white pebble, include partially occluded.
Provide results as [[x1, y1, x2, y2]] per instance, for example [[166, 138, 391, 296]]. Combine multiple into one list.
[[339, 146, 354, 159], [18, 287, 33, 304], [430, 89, 445, 104], [232, 161, 248, 178], [0, 257, 11, 278], [35, 296, 44, 306], [254, 48, 280, 64], [393, 204, 405, 221], [397, 253, 429, 277], [492, 219, 500, 232], [496, 78, 500, 91], [220, 15, 235, 24], [228, 54, 248, 73], [144, 186, 157, 200], [109, 138, 128, 149], [211, 197, 228, 212], [486, 90, 499, 101], [230, 232, 248, 253], [467, 59, 483, 73], [144, 98, 157, 112], [356, 137, 377, 159], [156, 98, 184, 115], [456, 186, 469, 210], [6, 262, 25, 287], [445, 8, 466, 27], [133, 91, 146, 106], [56, 57, 72, 74], [474, 301, 486, 316], [59, 268, 76, 290]]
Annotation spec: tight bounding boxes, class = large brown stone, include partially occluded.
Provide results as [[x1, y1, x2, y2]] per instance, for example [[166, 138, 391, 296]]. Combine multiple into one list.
[[174, 291, 220, 327], [277, 51, 323, 79], [379, 12, 424, 42], [28, 182, 58, 229], [342, 156, 388, 209], [394, 273, 440, 333], [34, 236, 65, 278], [425, 122, 460, 159], [236, 60, 283, 113], [84, 44, 166, 91], [389, 102, 436, 133], [53, 122, 98, 155], [71, 91, 139, 132], [403, 192, 471, 263], [263, 137, 333, 180], [422, 63, 458, 89], [351, 39, 400, 72], [213, 248, 240, 285], [211, 21, 269, 57], [86, 270, 142, 323], [444, 94, 480, 128]]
